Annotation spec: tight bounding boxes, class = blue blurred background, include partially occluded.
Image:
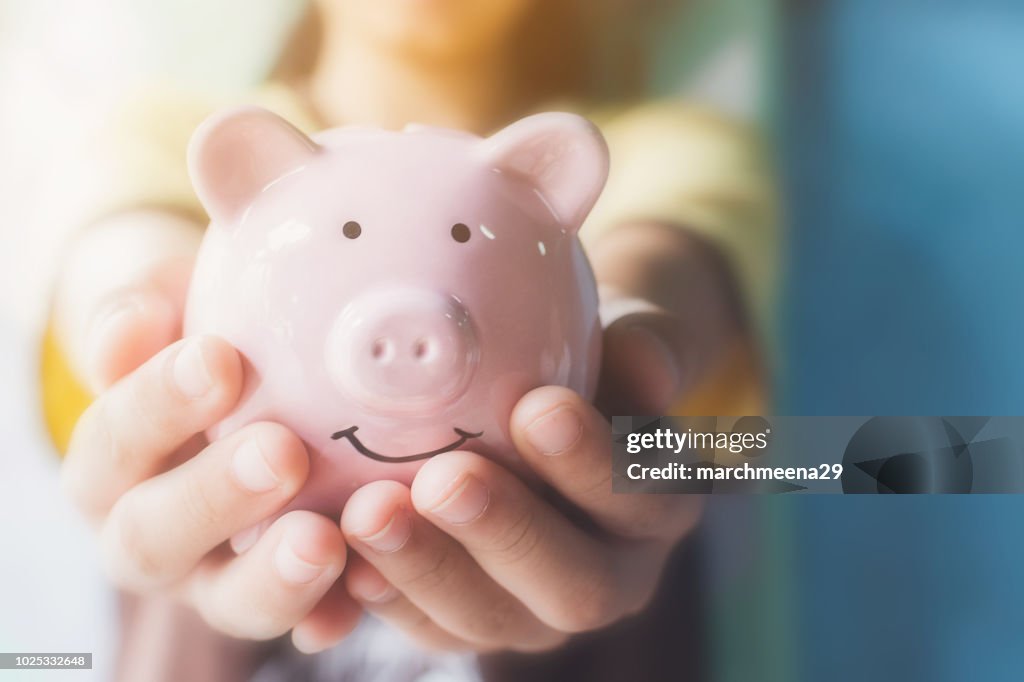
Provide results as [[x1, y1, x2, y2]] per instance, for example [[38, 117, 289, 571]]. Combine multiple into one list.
[[780, 1, 1024, 681]]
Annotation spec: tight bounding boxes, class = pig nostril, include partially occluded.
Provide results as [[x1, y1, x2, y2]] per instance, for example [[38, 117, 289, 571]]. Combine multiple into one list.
[[412, 338, 432, 362], [371, 338, 391, 362]]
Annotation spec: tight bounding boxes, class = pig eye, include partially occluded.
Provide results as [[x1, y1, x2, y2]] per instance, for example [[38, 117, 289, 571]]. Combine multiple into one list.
[[342, 221, 362, 239], [451, 223, 471, 243]]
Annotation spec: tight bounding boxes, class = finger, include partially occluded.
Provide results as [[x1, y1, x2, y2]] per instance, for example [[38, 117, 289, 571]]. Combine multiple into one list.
[[186, 511, 347, 640], [62, 335, 243, 519], [511, 386, 703, 542], [98, 422, 309, 590], [291, 577, 364, 654], [341, 481, 562, 651], [343, 557, 472, 652], [412, 451, 640, 634], [598, 307, 688, 415]]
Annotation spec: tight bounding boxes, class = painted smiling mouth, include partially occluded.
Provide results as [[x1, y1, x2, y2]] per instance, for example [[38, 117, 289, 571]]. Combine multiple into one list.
[[331, 426, 483, 463]]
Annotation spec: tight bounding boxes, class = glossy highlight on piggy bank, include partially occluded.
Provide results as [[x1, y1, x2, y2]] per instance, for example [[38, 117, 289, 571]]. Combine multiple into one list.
[[184, 106, 608, 517]]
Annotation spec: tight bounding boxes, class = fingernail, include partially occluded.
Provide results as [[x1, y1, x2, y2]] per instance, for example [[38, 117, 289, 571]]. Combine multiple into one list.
[[525, 406, 582, 455], [275, 536, 328, 585], [354, 580, 399, 604], [356, 508, 411, 553], [230, 525, 262, 554], [173, 338, 213, 399], [429, 476, 489, 525], [88, 297, 142, 353], [292, 627, 323, 654], [232, 439, 280, 492], [625, 325, 683, 410], [85, 296, 146, 388]]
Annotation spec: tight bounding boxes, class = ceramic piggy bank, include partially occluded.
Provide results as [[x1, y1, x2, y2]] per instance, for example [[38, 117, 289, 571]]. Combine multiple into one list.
[[184, 107, 607, 517]]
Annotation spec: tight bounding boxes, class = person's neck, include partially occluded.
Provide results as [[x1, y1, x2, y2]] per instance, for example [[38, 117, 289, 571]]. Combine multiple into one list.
[[307, 31, 528, 135]]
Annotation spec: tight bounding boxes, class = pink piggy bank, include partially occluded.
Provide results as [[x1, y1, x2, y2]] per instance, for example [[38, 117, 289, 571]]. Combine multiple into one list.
[[184, 107, 608, 519]]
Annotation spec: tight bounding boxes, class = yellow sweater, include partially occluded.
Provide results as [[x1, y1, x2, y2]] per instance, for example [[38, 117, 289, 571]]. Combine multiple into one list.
[[41, 85, 778, 451]]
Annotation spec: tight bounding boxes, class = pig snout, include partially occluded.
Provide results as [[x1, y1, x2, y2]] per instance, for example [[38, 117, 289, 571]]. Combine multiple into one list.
[[325, 288, 479, 414]]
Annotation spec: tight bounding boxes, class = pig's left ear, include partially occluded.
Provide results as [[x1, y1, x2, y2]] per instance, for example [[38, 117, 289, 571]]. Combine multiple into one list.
[[481, 112, 609, 232], [188, 106, 319, 225]]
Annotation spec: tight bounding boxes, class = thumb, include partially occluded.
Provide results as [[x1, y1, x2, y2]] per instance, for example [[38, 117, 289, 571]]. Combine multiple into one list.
[[53, 211, 202, 393], [82, 281, 182, 393], [596, 293, 691, 416]]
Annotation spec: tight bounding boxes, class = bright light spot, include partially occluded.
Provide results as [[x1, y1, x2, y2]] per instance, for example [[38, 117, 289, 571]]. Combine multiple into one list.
[[537, 241, 547, 256], [480, 224, 496, 240], [267, 219, 311, 250]]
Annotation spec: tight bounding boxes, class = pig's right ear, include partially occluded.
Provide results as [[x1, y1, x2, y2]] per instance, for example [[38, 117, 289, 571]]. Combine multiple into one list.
[[188, 106, 319, 225]]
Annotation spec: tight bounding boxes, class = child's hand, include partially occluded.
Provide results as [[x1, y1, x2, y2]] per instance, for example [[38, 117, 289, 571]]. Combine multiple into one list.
[[335, 387, 702, 653], [58, 212, 358, 650], [61, 336, 353, 644], [327, 223, 737, 653]]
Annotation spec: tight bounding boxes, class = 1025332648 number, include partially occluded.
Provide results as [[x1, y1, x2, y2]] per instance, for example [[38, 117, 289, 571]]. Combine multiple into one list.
[[2, 654, 91, 670]]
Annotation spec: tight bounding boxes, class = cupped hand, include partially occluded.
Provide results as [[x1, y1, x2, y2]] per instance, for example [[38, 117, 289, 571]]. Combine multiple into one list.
[[334, 386, 702, 653], [58, 212, 359, 651]]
